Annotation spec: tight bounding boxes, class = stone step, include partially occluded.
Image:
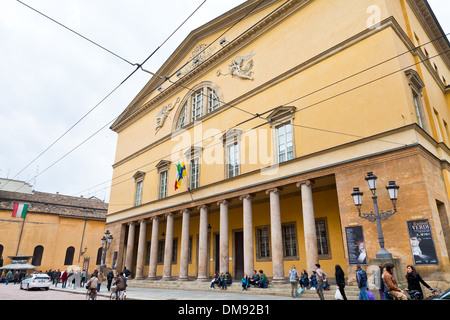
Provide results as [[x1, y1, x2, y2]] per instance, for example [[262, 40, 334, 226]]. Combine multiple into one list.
[[127, 279, 362, 300]]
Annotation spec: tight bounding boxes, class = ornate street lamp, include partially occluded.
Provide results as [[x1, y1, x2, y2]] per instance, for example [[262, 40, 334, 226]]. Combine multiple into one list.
[[100, 230, 113, 268], [351, 172, 399, 259]]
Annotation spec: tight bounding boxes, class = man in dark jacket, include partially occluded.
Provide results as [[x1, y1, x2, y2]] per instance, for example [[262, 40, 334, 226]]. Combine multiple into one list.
[[356, 264, 368, 300]]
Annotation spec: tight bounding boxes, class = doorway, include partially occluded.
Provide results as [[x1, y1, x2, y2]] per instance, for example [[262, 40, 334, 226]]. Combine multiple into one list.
[[234, 230, 244, 280]]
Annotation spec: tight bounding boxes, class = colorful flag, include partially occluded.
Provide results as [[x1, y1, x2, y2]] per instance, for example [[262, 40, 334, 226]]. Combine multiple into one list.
[[12, 203, 29, 218], [174, 162, 187, 190]]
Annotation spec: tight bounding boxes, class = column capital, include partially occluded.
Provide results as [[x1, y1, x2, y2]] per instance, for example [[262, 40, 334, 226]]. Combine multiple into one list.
[[239, 193, 256, 201], [165, 212, 174, 219], [180, 208, 191, 215], [138, 219, 147, 224], [127, 221, 136, 226], [150, 215, 159, 222], [265, 187, 283, 195], [198, 204, 210, 210], [217, 199, 231, 206], [296, 180, 315, 188]]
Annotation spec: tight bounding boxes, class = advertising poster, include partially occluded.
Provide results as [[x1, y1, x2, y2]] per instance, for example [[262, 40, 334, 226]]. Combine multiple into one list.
[[345, 225, 367, 265], [407, 219, 438, 265]]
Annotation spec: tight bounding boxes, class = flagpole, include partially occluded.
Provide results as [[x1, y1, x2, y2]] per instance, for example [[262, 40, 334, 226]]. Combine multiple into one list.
[[15, 214, 27, 256]]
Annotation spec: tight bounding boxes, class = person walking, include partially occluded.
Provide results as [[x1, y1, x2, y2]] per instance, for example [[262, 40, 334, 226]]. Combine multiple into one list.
[[106, 270, 114, 292], [97, 270, 104, 292], [314, 264, 327, 300], [405, 265, 434, 300], [289, 265, 299, 298], [5, 270, 12, 285], [356, 264, 368, 300], [54, 269, 61, 287], [61, 270, 68, 288], [383, 263, 407, 300], [335, 265, 347, 300]]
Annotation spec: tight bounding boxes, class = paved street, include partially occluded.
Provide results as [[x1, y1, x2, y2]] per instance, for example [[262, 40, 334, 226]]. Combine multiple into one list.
[[0, 282, 299, 300]]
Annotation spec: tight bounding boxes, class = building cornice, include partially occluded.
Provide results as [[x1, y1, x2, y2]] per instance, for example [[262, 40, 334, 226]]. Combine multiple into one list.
[[110, 0, 311, 133]]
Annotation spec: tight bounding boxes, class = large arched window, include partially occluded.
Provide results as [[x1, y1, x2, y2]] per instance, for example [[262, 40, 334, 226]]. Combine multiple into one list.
[[32, 245, 44, 266], [64, 246, 75, 265], [173, 81, 224, 131]]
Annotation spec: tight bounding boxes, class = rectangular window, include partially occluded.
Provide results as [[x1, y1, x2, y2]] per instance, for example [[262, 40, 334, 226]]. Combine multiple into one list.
[[190, 158, 199, 189], [413, 91, 424, 129], [227, 142, 240, 178], [276, 123, 294, 163], [316, 219, 330, 257], [191, 90, 203, 121], [159, 170, 168, 199], [135, 180, 143, 206], [256, 227, 270, 259], [282, 224, 298, 258], [157, 239, 178, 264]]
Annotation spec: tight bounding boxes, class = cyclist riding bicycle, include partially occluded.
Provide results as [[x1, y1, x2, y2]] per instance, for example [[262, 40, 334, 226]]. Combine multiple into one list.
[[86, 273, 98, 299], [112, 272, 126, 299]]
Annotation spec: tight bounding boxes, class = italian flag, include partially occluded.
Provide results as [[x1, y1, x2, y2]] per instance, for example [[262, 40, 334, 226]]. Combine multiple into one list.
[[12, 203, 29, 218]]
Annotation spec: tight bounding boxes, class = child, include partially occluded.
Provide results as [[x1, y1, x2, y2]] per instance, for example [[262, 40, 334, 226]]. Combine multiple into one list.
[[309, 271, 318, 290], [241, 274, 249, 291]]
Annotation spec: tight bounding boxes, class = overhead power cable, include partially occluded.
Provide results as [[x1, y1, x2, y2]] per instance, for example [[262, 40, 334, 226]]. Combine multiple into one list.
[[3, 0, 209, 191], [73, 48, 450, 199]]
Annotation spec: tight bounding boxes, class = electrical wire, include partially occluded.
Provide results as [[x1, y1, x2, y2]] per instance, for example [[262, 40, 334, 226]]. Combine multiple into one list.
[[72, 48, 450, 199], [2, 0, 209, 191]]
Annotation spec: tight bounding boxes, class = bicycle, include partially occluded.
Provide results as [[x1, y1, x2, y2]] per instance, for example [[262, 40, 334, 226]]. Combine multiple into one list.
[[110, 286, 126, 300], [86, 288, 98, 300]]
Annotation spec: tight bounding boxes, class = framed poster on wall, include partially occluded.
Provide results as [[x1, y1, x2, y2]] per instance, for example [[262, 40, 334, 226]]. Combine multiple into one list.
[[345, 225, 367, 265], [407, 219, 438, 265]]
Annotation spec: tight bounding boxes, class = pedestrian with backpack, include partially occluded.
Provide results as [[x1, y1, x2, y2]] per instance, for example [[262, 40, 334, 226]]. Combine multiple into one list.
[[356, 264, 368, 300]]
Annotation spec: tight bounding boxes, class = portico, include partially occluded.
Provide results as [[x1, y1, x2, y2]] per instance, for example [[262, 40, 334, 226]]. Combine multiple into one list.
[[112, 174, 342, 283]]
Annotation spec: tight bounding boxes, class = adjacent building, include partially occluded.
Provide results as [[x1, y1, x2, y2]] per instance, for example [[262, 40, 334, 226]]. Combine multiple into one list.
[[0, 178, 108, 274], [105, 0, 450, 288]]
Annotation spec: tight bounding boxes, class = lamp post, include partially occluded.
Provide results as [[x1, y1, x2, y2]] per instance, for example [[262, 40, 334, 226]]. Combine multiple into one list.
[[100, 230, 113, 268], [351, 172, 399, 259]]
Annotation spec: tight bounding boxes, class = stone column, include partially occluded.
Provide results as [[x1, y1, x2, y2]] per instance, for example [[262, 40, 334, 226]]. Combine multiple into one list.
[[162, 213, 174, 281], [148, 216, 159, 280], [197, 204, 210, 281], [218, 200, 230, 273], [240, 194, 255, 277], [124, 222, 136, 275], [135, 219, 147, 280], [297, 180, 318, 273], [266, 188, 286, 283], [179, 209, 191, 281]]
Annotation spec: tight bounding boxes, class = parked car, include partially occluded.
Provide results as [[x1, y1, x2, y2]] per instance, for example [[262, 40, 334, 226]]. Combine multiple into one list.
[[20, 274, 51, 291], [426, 288, 450, 300]]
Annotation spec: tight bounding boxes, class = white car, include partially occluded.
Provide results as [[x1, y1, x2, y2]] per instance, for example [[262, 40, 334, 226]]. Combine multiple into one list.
[[20, 274, 51, 291]]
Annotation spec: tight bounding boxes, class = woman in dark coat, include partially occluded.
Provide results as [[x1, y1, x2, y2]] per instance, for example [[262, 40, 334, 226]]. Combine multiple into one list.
[[405, 265, 434, 300], [335, 265, 347, 300]]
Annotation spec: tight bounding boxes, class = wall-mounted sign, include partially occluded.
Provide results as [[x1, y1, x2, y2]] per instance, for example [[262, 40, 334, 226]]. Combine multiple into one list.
[[345, 225, 367, 265], [407, 219, 438, 265]]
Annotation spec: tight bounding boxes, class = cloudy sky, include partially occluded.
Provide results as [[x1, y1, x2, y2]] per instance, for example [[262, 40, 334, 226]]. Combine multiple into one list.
[[0, 0, 448, 202]]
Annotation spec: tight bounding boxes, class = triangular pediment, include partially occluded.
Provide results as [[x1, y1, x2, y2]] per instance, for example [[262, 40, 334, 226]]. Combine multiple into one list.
[[110, 0, 286, 133]]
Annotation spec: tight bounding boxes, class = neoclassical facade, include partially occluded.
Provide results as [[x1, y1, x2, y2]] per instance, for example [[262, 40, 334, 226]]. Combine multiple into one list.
[[105, 0, 450, 288]]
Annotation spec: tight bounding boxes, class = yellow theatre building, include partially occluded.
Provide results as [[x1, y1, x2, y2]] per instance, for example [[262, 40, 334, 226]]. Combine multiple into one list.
[[105, 0, 450, 289]]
